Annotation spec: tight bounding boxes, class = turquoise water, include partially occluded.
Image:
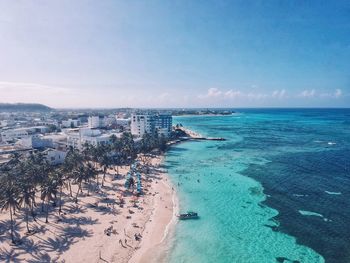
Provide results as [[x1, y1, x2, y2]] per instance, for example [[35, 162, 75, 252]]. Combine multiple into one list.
[[164, 109, 350, 263]]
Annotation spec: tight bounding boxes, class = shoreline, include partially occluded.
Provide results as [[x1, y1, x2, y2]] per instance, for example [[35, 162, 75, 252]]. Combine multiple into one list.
[[128, 157, 178, 263]]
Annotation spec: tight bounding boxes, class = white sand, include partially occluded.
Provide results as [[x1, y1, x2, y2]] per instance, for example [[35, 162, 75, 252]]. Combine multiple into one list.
[[0, 154, 177, 263]]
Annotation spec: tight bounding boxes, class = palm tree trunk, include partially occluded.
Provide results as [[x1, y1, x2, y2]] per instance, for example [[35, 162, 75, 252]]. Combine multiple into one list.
[[45, 198, 49, 223], [53, 192, 57, 207], [25, 204, 30, 233], [68, 181, 73, 197], [59, 186, 63, 214], [87, 179, 91, 196], [75, 182, 82, 203], [30, 202, 36, 221], [9, 205, 15, 244], [102, 170, 106, 187]]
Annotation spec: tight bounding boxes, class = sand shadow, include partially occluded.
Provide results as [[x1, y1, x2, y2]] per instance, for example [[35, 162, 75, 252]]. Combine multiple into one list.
[[88, 205, 120, 216], [58, 226, 93, 240], [0, 247, 23, 263], [58, 216, 99, 226], [0, 220, 23, 244], [26, 251, 59, 263], [37, 236, 75, 254], [64, 204, 88, 215], [17, 237, 42, 256]]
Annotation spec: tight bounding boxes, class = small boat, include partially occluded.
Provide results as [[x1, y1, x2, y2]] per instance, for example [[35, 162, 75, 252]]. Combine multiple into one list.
[[178, 211, 199, 220]]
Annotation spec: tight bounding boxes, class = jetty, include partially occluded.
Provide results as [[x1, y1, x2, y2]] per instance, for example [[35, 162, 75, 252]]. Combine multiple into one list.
[[174, 127, 226, 141], [194, 137, 226, 141]]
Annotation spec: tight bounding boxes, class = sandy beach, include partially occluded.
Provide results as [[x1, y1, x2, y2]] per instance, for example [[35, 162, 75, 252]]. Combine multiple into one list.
[[0, 154, 177, 263]]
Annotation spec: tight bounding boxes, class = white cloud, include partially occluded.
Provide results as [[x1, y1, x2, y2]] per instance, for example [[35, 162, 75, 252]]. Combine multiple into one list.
[[198, 88, 222, 99], [207, 88, 222, 97], [319, 89, 343, 99], [199, 88, 268, 101], [224, 90, 241, 98], [272, 89, 286, 99], [334, 89, 342, 98], [299, 89, 316, 98]]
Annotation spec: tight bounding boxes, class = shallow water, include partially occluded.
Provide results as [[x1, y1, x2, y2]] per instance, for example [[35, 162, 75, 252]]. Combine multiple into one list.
[[164, 109, 350, 263]]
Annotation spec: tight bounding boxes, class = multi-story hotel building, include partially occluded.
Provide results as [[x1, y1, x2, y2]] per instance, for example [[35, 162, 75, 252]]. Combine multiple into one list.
[[131, 112, 172, 137]]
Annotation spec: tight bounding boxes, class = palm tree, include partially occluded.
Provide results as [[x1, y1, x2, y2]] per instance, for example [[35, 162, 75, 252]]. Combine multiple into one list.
[[28, 152, 51, 213], [5, 152, 21, 168], [40, 176, 58, 223], [64, 148, 83, 197], [141, 133, 152, 153], [121, 132, 136, 164], [0, 171, 20, 243], [17, 163, 36, 233], [110, 135, 122, 175], [100, 151, 112, 187], [91, 145, 104, 186], [82, 142, 95, 164], [18, 184, 36, 233], [85, 162, 97, 196], [72, 165, 86, 203], [110, 134, 118, 146], [50, 167, 67, 215]]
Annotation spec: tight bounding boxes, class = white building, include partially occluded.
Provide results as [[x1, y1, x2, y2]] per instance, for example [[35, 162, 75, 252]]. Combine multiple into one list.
[[66, 133, 80, 149], [105, 115, 116, 127], [66, 128, 112, 149], [42, 134, 68, 150], [81, 134, 111, 147], [131, 112, 172, 137], [79, 127, 101, 136], [0, 120, 15, 128], [28, 126, 50, 133], [43, 149, 67, 165], [1, 128, 29, 142], [1, 126, 51, 143], [61, 119, 80, 128], [131, 113, 155, 137], [88, 116, 101, 128], [17, 135, 53, 149], [88, 116, 115, 128]]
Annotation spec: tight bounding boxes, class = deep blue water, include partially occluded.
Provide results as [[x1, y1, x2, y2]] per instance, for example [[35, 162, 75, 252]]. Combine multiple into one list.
[[165, 109, 350, 263]]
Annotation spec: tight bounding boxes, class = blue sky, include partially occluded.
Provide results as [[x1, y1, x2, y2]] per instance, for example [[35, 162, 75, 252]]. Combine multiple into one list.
[[0, 0, 349, 108]]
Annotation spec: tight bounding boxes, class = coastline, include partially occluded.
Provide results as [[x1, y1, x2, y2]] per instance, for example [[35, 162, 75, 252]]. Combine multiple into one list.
[[128, 155, 178, 263]]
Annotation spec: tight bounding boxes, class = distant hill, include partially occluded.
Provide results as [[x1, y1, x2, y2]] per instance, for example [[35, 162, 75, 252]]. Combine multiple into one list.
[[0, 103, 53, 112]]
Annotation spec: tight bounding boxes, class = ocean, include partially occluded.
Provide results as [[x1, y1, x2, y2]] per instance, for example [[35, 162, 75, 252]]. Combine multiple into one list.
[[164, 109, 350, 263]]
